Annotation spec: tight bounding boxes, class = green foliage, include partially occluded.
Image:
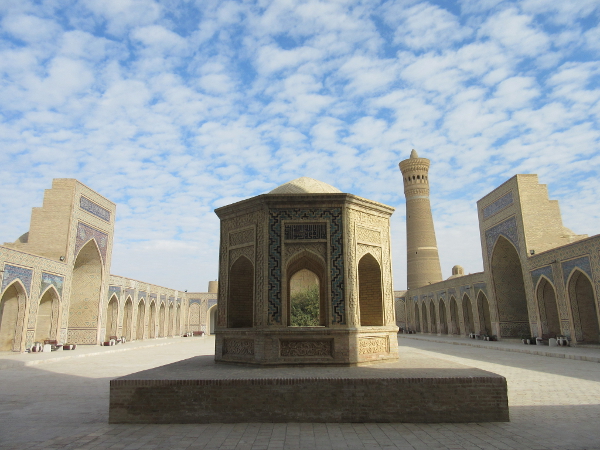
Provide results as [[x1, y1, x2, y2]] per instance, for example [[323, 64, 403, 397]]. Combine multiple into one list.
[[290, 285, 320, 326]]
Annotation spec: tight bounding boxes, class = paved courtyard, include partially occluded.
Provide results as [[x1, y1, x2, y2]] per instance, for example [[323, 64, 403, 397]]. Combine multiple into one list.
[[1, 335, 599, 450]]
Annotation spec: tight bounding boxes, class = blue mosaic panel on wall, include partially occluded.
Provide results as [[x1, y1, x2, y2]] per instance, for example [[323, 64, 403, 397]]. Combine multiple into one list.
[[80, 196, 111, 222], [485, 216, 520, 258], [208, 299, 217, 308], [189, 298, 201, 305], [169, 296, 174, 304], [75, 222, 108, 262], [483, 192, 513, 219], [460, 285, 472, 298], [124, 288, 135, 300], [531, 266, 554, 289], [448, 288, 457, 297], [562, 256, 593, 285], [268, 208, 344, 325], [40, 272, 64, 298], [2, 264, 33, 296], [108, 285, 121, 299], [138, 291, 147, 301], [474, 282, 488, 298]]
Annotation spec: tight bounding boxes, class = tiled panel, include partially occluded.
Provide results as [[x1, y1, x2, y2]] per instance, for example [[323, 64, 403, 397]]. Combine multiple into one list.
[[80, 196, 111, 222], [531, 266, 554, 288], [483, 192, 513, 219], [485, 216, 520, 257], [268, 208, 344, 325], [75, 222, 108, 262], [40, 272, 64, 297], [562, 256, 593, 285], [2, 264, 33, 296]]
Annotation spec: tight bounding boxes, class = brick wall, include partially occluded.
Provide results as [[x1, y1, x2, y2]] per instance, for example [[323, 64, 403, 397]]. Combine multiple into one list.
[[228, 257, 253, 328], [358, 254, 383, 326]]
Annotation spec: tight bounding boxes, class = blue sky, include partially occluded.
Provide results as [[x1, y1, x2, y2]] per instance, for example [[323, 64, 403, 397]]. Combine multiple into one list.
[[1, 0, 599, 292]]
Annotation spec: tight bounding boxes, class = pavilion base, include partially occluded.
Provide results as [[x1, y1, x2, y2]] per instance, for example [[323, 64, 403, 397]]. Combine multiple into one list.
[[109, 351, 509, 424]]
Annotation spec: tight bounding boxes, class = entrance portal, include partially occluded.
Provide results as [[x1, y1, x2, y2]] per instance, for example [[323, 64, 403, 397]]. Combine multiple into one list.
[[568, 270, 599, 344]]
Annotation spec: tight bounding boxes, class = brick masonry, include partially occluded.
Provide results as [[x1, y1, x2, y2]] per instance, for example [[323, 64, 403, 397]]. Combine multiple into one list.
[[109, 352, 509, 424]]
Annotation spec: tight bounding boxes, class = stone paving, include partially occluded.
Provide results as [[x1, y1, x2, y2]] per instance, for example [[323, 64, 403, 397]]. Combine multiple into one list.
[[1, 335, 599, 449]]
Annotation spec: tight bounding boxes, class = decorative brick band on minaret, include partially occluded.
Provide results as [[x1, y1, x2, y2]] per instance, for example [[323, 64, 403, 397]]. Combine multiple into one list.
[[399, 149, 443, 289]]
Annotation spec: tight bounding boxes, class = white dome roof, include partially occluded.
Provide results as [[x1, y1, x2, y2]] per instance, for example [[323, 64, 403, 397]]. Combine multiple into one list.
[[269, 177, 341, 194]]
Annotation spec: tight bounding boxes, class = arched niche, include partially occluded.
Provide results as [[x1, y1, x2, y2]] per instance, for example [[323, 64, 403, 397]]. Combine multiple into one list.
[[105, 295, 118, 341], [358, 253, 383, 326], [287, 252, 326, 327], [438, 300, 448, 335], [136, 300, 145, 340], [0, 281, 26, 351], [536, 277, 560, 339], [450, 296, 460, 335], [462, 294, 474, 335], [176, 305, 181, 335], [568, 270, 599, 344], [477, 291, 492, 336], [35, 286, 60, 343], [228, 256, 254, 328], [490, 236, 529, 338], [158, 303, 166, 337], [148, 301, 156, 338], [122, 297, 133, 341], [68, 239, 102, 344], [421, 302, 429, 333], [414, 303, 421, 332], [429, 300, 437, 334]]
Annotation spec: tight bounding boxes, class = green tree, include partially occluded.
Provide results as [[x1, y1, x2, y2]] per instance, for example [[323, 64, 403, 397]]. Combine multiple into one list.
[[290, 285, 320, 326]]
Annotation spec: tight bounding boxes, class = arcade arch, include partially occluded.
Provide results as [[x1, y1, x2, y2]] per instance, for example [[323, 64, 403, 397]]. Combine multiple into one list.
[[176, 304, 181, 335], [136, 300, 145, 340], [429, 300, 437, 334], [490, 236, 529, 338], [188, 303, 201, 332], [148, 302, 156, 338], [438, 300, 448, 335], [450, 296, 459, 335], [122, 297, 133, 341], [414, 303, 421, 332], [228, 256, 254, 328], [68, 239, 102, 344], [536, 278, 560, 339], [158, 303, 166, 337], [421, 302, 429, 333], [462, 294, 474, 335], [0, 282, 26, 351], [477, 291, 492, 336], [568, 270, 599, 344], [358, 253, 383, 326], [168, 304, 174, 336], [104, 295, 118, 341], [35, 286, 59, 343]]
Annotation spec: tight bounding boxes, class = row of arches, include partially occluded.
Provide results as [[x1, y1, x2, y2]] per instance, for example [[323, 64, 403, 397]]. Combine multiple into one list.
[[491, 235, 599, 343], [227, 252, 385, 328], [412, 291, 492, 337]]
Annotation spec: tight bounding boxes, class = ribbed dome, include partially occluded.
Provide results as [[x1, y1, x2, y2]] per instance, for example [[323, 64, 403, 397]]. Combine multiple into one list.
[[269, 177, 341, 194]]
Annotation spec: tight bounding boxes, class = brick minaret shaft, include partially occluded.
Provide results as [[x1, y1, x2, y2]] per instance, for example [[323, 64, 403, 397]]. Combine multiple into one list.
[[399, 149, 443, 289]]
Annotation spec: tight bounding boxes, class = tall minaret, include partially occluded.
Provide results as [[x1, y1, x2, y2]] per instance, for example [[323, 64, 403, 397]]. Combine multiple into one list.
[[399, 149, 443, 289]]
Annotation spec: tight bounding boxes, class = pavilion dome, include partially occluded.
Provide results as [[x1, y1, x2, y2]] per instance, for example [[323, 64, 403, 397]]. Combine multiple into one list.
[[269, 177, 342, 194]]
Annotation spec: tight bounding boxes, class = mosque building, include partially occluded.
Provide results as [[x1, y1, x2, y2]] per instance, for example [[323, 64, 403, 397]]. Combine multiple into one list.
[[1, 152, 599, 353], [394, 151, 600, 346]]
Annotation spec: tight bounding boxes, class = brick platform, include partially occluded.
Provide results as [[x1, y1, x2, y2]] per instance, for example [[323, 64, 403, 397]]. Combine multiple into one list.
[[109, 351, 509, 423]]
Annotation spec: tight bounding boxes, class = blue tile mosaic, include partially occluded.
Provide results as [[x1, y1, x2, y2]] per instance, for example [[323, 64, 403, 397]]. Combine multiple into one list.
[[485, 216, 520, 258], [268, 208, 344, 325], [531, 266, 554, 289], [189, 298, 201, 305], [75, 222, 108, 262], [474, 282, 488, 298], [1, 264, 33, 296], [138, 291, 147, 300], [80, 196, 111, 222], [169, 296, 174, 304], [40, 272, 64, 298], [483, 192, 513, 219], [562, 256, 593, 285], [125, 288, 135, 300], [108, 285, 121, 299], [208, 299, 217, 308]]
